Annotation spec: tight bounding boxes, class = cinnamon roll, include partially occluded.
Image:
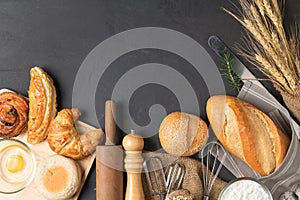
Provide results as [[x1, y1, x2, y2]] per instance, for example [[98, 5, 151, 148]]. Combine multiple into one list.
[[0, 92, 29, 138]]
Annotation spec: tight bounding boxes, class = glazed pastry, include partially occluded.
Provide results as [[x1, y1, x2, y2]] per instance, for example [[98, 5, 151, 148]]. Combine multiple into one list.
[[27, 66, 57, 144], [0, 92, 29, 137], [47, 108, 104, 160]]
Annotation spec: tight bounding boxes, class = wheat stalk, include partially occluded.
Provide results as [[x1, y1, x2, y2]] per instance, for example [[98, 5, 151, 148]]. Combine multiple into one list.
[[244, 14, 296, 91], [255, 54, 293, 94], [288, 21, 300, 78], [224, 0, 300, 95], [263, 0, 295, 73], [239, 35, 292, 92]]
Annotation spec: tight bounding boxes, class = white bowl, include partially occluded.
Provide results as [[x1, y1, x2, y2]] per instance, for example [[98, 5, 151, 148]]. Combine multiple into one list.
[[218, 177, 273, 200], [0, 138, 36, 194]]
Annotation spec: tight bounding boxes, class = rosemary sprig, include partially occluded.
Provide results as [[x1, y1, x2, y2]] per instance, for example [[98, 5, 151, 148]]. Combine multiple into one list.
[[221, 53, 243, 92]]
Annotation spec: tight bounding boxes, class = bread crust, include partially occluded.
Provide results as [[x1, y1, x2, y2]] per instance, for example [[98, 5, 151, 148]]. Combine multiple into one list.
[[206, 95, 290, 176], [243, 103, 290, 170]]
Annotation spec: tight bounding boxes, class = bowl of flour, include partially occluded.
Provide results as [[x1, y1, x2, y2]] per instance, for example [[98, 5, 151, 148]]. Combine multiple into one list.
[[218, 177, 273, 200]]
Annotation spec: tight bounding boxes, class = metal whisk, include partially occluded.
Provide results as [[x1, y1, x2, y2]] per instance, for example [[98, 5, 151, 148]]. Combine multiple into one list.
[[144, 157, 167, 200], [143, 157, 185, 200], [165, 162, 185, 195], [200, 141, 227, 200]]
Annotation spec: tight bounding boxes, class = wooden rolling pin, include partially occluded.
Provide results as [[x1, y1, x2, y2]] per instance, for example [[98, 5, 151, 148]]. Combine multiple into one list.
[[96, 100, 123, 200], [123, 130, 145, 200], [104, 100, 116, 145]]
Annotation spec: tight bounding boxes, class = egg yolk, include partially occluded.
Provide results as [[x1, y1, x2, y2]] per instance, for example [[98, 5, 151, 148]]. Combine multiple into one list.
[[6, 154, 25, 173]]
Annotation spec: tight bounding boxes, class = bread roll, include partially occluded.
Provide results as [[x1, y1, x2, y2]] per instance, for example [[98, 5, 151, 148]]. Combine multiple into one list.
[[35, 155, 82, 200], [166, 189, 193, 200], [159, 112, 209, 156], [206, 95, 290, 176]]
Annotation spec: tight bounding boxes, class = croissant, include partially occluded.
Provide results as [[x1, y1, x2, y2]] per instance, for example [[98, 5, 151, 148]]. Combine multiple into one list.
[[0, 92, 29, 137], [27, 66, 57, 144], [47, 108, 104, 160]]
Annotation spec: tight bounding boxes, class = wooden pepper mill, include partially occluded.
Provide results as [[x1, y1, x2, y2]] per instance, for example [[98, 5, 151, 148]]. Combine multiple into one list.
[[122, 129, 145, 200]]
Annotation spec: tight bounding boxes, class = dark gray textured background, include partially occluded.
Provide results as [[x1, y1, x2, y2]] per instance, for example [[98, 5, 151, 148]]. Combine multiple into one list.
[[0, 0, 299, 199]]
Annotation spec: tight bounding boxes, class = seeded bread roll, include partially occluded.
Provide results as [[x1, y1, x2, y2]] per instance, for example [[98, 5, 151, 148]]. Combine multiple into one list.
[[159, 112, 209, 156], [166, 189, 193, 200], [35, 155, 82, 200], [206, 95, 290, 176]]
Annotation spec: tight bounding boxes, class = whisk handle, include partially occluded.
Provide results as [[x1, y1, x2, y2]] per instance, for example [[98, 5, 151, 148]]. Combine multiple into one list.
[[203, 195, 209, 200]]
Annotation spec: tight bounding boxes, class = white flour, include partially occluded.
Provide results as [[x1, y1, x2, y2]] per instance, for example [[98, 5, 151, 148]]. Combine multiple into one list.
[[220, 179, 271, 200]]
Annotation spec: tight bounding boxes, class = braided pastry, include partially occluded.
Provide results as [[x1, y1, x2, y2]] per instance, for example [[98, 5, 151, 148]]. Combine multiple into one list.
[[27, 66, 57, 144], [47, 108, 104, 160], [0, 92, 29, 138]]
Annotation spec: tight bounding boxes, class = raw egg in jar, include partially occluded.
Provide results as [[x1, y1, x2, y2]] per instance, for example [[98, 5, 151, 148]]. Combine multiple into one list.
[[6, 154, 25, 173], [0, 139, 36, 193]]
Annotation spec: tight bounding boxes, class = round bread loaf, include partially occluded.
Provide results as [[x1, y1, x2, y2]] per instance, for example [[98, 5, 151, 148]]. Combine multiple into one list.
[[159, 112, 208, 156], [35, 155, 82, 200]]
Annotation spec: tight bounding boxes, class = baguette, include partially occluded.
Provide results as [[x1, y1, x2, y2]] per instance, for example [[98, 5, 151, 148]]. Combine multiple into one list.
[[206, 95, 290, 176]]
